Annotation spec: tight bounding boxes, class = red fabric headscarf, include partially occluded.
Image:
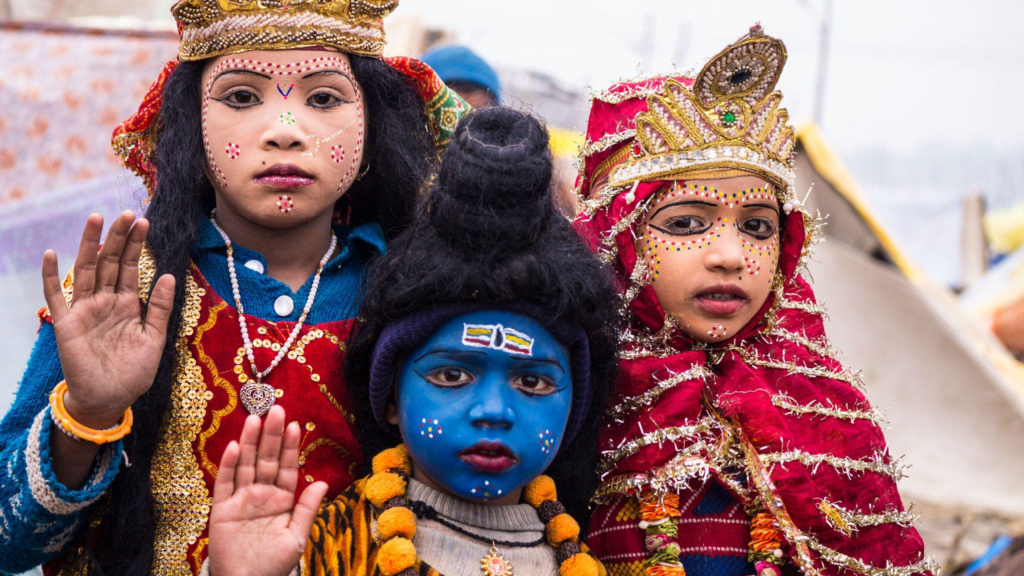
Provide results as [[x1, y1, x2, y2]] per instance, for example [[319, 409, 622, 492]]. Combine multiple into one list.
[[575, 75, 935, 576]]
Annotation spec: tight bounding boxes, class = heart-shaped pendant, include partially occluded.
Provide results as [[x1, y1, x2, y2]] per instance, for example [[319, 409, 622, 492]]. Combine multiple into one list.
[[239, 382, 276, 417]]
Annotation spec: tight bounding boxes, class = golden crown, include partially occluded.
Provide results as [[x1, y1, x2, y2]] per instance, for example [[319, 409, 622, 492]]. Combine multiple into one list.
[[609, 26, 796, 193], [171, 0, 398, 61]]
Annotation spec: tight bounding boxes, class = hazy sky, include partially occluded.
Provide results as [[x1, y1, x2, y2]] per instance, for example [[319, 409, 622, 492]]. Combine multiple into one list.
[[403, 0, 1024, 154]]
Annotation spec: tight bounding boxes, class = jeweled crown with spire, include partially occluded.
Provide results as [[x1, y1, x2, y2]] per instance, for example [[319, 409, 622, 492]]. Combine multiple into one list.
[[581, 25, 796, 209]]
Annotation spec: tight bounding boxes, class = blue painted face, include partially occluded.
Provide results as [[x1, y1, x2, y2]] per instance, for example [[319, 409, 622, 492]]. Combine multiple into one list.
[[394, 310, 573, 502]]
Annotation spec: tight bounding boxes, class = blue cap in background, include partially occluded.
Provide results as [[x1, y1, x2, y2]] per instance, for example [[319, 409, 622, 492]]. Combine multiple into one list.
[[420, 44, 501, 104]]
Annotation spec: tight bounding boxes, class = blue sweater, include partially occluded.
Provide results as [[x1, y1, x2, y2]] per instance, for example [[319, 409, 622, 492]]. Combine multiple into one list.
[[0, 219, 385, 574]]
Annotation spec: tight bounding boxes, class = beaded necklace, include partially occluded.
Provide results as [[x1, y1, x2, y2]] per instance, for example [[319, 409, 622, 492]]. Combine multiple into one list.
[[364, 445, 603, 576], [209, 210, 337, 416]]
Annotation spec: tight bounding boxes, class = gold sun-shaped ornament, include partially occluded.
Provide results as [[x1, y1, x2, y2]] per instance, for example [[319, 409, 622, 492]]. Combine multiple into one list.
[[480, 543, 513, 576]]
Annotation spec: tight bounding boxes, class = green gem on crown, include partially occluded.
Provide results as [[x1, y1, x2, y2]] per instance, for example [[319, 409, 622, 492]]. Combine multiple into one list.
[[721, 111, 737, 127]]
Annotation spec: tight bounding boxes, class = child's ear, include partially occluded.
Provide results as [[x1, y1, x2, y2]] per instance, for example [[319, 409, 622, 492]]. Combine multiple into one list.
[[386, 401, 399, 426]]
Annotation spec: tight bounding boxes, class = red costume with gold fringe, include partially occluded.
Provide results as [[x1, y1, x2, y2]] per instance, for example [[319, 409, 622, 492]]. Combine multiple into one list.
[[575, 26, 935, 576]]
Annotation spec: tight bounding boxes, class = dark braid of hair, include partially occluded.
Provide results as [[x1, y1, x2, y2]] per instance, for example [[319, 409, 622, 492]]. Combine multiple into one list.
[[85, 54, 435, 575]]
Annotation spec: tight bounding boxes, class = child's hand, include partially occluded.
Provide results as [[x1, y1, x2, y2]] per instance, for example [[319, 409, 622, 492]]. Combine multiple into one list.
[[208, 406, 329, 576], [42, 212, 176, 430]]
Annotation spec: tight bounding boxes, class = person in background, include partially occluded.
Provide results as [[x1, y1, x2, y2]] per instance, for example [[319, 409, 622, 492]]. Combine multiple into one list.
[[421, 44, 502, 109]]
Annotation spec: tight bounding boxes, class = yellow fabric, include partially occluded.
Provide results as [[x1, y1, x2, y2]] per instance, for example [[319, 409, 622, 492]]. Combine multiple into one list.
[[550, 127, 584, 159], [984, 202, 1024, 254]]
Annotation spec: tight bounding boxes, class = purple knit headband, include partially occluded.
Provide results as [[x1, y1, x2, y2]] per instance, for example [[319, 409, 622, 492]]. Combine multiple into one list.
[[368, 303, 593, 446]]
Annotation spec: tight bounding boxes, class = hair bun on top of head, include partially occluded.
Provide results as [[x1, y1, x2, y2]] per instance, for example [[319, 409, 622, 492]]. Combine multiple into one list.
[[429, 107, 553, 257], [349, 106, 617, 524]]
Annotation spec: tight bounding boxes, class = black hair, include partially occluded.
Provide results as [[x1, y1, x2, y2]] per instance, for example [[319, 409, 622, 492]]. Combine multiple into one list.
[[85, 54, 436, 575], [346, 107, 618, 526]]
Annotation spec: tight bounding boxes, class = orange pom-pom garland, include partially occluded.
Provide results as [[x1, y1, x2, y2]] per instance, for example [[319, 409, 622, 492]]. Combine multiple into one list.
[[559, 552, 600, 576], [377, 537, 417, 576], [546, 513, 581, 546], [365, 445, 604, 575], [372, 445, 412, 475], [377, 506, 417, 540], [365, 472, 407, 508], [523, 475, 558, 507]]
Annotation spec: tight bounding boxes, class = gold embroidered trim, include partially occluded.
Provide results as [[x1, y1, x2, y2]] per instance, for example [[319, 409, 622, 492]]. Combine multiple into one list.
[[195, 301, 234, 477], [771, 393, 885, 426], [150, 271, 210, 576]]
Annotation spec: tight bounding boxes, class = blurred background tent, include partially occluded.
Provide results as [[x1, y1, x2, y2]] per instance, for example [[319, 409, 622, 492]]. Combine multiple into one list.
[[2, 1, 1024, 574]]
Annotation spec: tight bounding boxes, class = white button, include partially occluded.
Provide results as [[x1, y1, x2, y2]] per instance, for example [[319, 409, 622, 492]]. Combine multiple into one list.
[[274, 295, 295, 317], [244, 260, 265, 274]]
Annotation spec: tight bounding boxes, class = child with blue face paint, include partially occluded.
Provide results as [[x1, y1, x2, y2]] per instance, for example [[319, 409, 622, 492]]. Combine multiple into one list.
[[392, 311, 574, 505], [204, 107, 619, 576]]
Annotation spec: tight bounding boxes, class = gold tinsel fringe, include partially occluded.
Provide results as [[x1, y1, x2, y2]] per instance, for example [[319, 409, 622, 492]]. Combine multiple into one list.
[[606, 366, 714, 421], [771, 393, 886, 425]]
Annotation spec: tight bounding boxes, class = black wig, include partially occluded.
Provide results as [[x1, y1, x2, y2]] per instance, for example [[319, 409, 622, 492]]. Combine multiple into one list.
[[346, 107, 619, 526], [85, 55, 436, 575]]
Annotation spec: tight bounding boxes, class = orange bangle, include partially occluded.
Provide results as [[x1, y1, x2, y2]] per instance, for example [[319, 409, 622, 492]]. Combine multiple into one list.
[[48, 381, 133, 444]]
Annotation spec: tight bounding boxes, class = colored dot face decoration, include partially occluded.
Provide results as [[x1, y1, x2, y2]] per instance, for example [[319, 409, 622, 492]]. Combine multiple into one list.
[[330, 145, 345, 164], [470, 480, 504, 498], [201, 56, 363, 193], [539, 430, 554, 454], [420, 418, 442, 439], [637, 180, 783, 344], [396, 311, 571, 503], [276, 195, 294, 213], [707, 324, 727, 338]]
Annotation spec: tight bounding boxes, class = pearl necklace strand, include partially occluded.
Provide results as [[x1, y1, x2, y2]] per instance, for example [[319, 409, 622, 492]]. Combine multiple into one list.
[[210, 210, 337, 416]]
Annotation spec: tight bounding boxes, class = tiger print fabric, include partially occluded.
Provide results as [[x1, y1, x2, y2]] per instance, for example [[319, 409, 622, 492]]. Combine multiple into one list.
[[302, 477, 442, 576]]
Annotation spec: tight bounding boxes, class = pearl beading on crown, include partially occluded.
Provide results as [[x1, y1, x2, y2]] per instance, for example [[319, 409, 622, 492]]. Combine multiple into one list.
[[610, 145, 795, 192]]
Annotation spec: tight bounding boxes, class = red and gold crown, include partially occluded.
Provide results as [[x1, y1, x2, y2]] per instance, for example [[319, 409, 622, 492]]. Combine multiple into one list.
[[171, 0, 398, 61], [579, 25, 796, 212]]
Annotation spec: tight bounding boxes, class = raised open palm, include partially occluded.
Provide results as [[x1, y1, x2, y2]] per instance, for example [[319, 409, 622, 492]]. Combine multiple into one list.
[[42, 211, 176, 428], [209, 406, 329, 576]]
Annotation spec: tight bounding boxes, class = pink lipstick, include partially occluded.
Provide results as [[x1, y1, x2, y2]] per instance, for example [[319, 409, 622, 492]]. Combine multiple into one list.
[[254, 163, 316, 189]]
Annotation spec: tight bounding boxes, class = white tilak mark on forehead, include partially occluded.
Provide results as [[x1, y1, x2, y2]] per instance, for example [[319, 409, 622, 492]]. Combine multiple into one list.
[[461, 323, 536, 357]]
